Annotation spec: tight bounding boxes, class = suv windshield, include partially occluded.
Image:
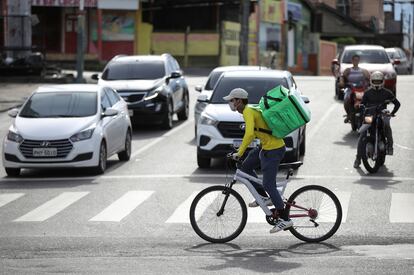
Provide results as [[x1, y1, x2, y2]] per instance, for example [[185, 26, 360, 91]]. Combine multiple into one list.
[[342, 49, 390, 64], [102, 61, 165, 80], [210, 77, 289, 104], [19, 92, 97, 118]]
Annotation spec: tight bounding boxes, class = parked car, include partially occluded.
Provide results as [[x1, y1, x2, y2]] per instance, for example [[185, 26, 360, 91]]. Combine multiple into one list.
[[385, 47, 411, 75], [194, 65, 269, 137], [94, 54, 189, 129], [2, 84, 132, 176], [196, 70, 309, 168], [331, 45, 398, 99]]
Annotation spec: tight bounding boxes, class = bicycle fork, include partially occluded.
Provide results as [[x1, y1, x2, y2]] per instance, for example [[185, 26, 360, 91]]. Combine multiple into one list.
[[216, 180, 236, 217]]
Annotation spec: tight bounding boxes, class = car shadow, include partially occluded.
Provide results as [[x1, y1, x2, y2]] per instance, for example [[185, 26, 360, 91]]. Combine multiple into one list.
[[352, 165, 401, 190]]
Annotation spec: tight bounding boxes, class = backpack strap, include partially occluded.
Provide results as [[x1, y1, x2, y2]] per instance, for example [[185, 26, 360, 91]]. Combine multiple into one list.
[[263, 95, 283, 109], [255, 127, 272, 135]]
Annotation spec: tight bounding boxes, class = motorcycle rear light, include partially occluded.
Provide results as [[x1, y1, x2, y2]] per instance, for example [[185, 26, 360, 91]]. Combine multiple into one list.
[[355, 92, 364, 100], [364, 116, 373, 124]]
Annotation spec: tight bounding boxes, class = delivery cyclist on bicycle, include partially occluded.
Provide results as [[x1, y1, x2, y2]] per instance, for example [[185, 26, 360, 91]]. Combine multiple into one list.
[[223, 88, 293, 233]]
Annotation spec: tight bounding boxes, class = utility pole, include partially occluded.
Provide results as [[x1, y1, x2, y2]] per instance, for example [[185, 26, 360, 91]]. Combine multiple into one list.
[[76, 0, 85, 83], [239, 0, 249, 65]]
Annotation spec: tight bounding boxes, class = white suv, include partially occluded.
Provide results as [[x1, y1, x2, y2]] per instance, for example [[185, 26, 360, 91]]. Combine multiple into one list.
[[196, 70, 309, 168]]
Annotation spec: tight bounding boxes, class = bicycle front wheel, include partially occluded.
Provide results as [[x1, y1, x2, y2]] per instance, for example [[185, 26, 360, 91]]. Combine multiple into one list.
[[286, 185, 342, 243], [189, 185, 247, 243]]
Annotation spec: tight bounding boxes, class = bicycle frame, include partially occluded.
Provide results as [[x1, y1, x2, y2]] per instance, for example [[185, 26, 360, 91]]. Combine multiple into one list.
[[225, 168, 312, 219]]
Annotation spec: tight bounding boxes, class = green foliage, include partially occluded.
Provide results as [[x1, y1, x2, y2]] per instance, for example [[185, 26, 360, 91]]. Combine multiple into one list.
[[331, 37, 357, 46]]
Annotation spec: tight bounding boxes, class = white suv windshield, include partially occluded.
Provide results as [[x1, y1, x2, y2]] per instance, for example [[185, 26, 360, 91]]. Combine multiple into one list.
[[210, 77, 288, 104], [19, 92, 97, 118], [342, 50, 390, 64], [102, 61, 165, 80]]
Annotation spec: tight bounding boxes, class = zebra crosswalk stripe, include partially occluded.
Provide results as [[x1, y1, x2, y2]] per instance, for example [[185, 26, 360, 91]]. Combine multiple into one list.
[[0, 193, 25, 208], [89, 191, 153, 222], [390, 193, 414, 223], [165, 192, 198, 223], [14, 192, 89, 222]]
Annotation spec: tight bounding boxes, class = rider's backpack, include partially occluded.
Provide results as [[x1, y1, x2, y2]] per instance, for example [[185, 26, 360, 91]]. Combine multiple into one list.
[[251, 85, 311, 138]]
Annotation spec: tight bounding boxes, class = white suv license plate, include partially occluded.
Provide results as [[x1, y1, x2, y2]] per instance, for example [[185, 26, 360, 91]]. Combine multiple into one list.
[[33, 148, 57, 157], [233, 139, 259, 149]]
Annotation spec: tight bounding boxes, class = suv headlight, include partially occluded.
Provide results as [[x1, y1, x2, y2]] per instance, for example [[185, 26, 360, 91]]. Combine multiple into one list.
[[70, 128, 95, 142], [384, 72, 396, 80], [7, 130, 23, 143], [145, 87, 162, 101], [199, 114, 218, 126]]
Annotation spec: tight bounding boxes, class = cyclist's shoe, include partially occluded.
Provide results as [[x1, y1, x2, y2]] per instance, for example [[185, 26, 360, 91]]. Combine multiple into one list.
[[353, 157, 361, 168], [270, 219, 293, 233], [248, 197, 273, 208]]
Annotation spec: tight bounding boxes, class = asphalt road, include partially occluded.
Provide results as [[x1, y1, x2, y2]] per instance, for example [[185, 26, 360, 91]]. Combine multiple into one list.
[[0, 74, 413, 274]]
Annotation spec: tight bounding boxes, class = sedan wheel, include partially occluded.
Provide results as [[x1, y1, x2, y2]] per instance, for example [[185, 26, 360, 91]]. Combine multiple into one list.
[[161, 101, 173, 130], [177, 93, 189, 121], [93, 141, 107, 175], [118, 130, 132, 161], [5, 167, 20, 177]]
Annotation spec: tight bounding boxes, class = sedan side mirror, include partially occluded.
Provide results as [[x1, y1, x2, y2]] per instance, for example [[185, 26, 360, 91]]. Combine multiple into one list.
[[91, 74, 100, 81], [195, 85, 203, 92], [197, 94, 209, 103], [7, 108, 19, 118], [103, 107, 118, 117]]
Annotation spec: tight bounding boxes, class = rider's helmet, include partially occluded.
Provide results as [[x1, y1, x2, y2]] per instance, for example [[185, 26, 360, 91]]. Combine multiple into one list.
[[370, 71, 384, 90]]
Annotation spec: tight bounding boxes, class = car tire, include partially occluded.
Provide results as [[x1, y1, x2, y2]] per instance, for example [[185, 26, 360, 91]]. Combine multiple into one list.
[[93, 141, 107, 175], [161, 100, 173, 130], [197, 154, 211, 168], [177, 93, 189, 121], [299, 129, 306, 156], [118, 129, 132, 161], [5, 167, 20, 177]]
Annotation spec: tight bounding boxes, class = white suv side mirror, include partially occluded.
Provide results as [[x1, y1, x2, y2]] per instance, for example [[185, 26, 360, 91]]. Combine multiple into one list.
[[197, 94, 209, 103], [8, 108, 19, 118]]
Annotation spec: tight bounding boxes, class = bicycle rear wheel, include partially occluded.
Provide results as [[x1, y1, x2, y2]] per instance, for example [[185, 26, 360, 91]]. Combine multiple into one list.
[[286, 185, 342, 243], [189, 185, 247, 243]]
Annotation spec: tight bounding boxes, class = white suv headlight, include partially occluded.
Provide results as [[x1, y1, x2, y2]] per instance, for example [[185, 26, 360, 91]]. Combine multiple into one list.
[[7, 130, 23, 143], [70, 128, 95, 142], [199, 114, 218, 126]]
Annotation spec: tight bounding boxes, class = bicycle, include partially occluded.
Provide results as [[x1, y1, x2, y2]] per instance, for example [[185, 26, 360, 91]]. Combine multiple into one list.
[[189, 155, 342, 243]]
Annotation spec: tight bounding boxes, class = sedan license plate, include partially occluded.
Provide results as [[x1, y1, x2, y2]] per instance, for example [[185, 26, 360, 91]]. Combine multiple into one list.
[[232, 139, 259, 149], [33, 148, 57, 157], [128, 110, 133, 117]]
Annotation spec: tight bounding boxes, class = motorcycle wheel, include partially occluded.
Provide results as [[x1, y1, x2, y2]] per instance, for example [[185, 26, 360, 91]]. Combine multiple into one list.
[[362, 139, 383, 174]]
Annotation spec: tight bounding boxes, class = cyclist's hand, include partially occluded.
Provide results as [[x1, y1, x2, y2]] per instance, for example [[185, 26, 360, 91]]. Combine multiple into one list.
[[231, 152, 240, 161]]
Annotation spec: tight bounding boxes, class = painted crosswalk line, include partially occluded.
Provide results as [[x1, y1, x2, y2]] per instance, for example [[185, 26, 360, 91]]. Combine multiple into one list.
[[89, 191, 154, 222], [0, 193, 25, 208], [14, 192, 89, 222], [390, 193, 414, 223], [166, 192, 198, 223]]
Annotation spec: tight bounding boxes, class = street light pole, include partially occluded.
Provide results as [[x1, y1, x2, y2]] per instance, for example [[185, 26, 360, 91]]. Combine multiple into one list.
[[76, 0, 85, 83]]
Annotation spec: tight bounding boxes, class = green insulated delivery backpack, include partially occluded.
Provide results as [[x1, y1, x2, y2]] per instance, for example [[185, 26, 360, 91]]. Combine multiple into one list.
[[253, 85, 311, 138]]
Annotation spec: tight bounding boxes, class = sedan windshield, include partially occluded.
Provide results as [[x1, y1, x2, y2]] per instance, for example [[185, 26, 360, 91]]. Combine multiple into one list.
[[210, 77, 289, 104], [102, 61, 165, 80], [342, 50, 390, 64], [19, 92, 97, 118]]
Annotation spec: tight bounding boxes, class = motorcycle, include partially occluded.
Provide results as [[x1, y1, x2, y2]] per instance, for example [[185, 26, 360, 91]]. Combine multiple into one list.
[[359, 102, 392, 173], [344, 82, 366, 131]]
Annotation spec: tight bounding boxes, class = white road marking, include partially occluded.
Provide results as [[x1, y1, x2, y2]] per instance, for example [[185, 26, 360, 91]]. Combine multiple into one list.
[[389, 193, 414, 223], [395, 143, 414, 151], [14, 192, 89, 222], [165, 191, 198, 223], [335, 191, 351, 223], [0, 193, 24, 208], [89, 191, 153, 222], [317, 191, 351, 223]]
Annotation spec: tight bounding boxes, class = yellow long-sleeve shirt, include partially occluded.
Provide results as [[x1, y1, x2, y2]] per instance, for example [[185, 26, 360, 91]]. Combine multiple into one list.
[[237, 106, 285, 156]]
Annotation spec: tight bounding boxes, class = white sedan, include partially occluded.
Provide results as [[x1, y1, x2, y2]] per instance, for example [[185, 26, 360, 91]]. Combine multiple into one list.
[[2, 84, 132, 176]]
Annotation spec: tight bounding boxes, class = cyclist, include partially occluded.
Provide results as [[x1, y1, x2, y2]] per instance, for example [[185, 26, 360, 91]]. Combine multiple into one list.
[[354, 71, 401, 168], [340, 54, 370, 123], [223, 88, 292, 233]]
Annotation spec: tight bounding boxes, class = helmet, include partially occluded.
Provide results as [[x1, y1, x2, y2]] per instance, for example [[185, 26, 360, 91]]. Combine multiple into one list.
[[370, 71, 384, 90]]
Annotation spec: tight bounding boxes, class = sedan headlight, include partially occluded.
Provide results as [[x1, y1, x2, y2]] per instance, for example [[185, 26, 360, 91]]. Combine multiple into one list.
[[199, 114, 218, 126], [70, 128, 95, 142], [384, 72, 396, 80], [7, 130, 23, 143], [145, 87, 162, 101]]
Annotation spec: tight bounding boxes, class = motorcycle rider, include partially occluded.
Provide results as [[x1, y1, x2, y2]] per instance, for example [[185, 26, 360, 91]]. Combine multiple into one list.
[[354, 71, 401, 168], [340, 54, 370, 123]]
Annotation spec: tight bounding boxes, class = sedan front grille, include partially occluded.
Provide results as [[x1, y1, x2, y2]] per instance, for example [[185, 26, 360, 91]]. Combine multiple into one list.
[[217, 122, 244, 138], [19, 139, 73, 158], [117, 90, 148, 103]]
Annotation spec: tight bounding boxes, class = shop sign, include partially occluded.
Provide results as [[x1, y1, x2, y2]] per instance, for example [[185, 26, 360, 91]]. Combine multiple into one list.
[[286, 1, 302, 21], [261, 0, 283, 24], [98, 0, 139, 10], [31, 0, 97, 7]]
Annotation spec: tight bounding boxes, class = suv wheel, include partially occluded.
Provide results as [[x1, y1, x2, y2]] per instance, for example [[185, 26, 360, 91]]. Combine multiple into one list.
[[93, 141, 107, 174], [197, 154, 211, 168], [161, 101, 173, 129], [5, 167, 20, 177], [177, 93, 189, 121], [118, 129, 132, 161]]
